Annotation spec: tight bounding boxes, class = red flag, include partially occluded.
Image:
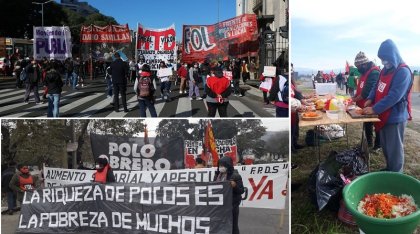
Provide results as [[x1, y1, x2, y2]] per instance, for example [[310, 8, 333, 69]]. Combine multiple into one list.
[[144, 125, 149, 144], [345, 61, 350, 73], [330, 70, 336, 77], [205, 121, 219, 167]]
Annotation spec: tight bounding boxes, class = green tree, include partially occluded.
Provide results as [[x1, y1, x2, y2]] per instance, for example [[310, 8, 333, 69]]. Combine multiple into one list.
[[155, 119, 199, 140]]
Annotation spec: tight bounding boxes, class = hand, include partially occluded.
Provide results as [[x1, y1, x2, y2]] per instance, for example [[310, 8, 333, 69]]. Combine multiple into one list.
[[230, 180, 237, 188], [363, 107, 375, 115], [364, 100, 372, 107]]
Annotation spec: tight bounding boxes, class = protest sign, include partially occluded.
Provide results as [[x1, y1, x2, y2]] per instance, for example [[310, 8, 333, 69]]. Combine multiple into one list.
[[33, 26, 72, 61], [136, 24, 177, 70], [44, 162, 288, 209], [184, 137, 238, 169], [90, 134, 184, 171], [262, 66, 277, 77], [259, 77, 273, 92], [223, 71, 233, 81], [182, 14, 258, 63], [18, 182, 232, 234], [79, 24, 132, 62], [157, 67, 173, 77]]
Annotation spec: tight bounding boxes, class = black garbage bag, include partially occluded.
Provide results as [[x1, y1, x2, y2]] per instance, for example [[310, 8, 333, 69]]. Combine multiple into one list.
[[308, 147, 369, 211]]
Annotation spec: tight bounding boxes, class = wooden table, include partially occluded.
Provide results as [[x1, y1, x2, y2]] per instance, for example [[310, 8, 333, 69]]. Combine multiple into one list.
[[299, 111, 380, 162]]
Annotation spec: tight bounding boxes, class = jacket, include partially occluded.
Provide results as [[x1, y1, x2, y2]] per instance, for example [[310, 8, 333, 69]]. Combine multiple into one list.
[[45, 69, 63, 94], [206, 76, 231, 103], [1, 166, 16, 192], [24, 64, 41, 84], [110, 58, 129, 84], [367, 39, 412, 124], [9, 171, 38, 194], [213, 156, 244, 207]]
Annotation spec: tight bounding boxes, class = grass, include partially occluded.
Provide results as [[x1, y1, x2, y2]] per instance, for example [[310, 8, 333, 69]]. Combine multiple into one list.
[[291, 91, 420, 233]]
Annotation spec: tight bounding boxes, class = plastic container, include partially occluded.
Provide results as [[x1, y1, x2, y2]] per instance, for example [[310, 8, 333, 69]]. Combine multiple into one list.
[[326, 110, 339, 120], [343, 172, 420, 234]]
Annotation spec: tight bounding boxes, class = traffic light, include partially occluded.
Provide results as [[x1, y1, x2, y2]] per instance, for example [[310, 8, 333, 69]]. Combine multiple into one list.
[[279, 26, 288, 39]]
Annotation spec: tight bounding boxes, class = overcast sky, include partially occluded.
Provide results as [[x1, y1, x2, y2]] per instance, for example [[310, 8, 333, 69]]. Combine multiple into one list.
[[141, 118, 288, 137], [291, 0, 420, 70]]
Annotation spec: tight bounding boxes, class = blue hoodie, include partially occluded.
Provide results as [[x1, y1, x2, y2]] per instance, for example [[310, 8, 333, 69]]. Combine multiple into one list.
[[367, 39, 412, 125]]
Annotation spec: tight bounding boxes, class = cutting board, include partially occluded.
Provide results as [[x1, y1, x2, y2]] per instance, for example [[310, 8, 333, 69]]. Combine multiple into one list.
[[347, 109, 378, 119]]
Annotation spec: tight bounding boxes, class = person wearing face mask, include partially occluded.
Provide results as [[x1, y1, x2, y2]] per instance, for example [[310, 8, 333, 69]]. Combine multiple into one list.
[[352, 52, 381, 150], [363, 39, 413, 172], [177, 63, 188, 94], [214, 156, 244, 234], [9, 164, 39, 208], [94, 156, 116, 183], [188, 62, 202, 100], [206, 67, 231, 117]]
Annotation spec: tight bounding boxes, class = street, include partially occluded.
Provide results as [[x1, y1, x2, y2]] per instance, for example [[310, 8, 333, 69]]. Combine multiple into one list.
[[1, 205, 289, 234], [0, 77, 275, 118]]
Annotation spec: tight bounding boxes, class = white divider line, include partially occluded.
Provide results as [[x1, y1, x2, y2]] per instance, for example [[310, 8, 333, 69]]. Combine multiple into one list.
[[174, 96, 192, 117], [0, 91, 78, 114], [0, 88, 15, 95], [76, 96, 112, 117], [106, 95, 138, 118], [229, 99, 259, 117], [0, 89, 27, 101]]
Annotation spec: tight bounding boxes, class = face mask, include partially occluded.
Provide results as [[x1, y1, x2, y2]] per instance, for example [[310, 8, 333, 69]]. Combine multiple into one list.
[[184, 65, 188, 68], [219, 166, 227, 173], [194, 65, 198, 68], [382, 60, 392, 69], [20, 168, 29, 174], [96, 164, 104, 171]]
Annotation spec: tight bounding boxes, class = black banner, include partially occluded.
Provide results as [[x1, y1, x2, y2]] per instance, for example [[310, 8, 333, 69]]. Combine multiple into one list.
[[90, 134, 184, 171], [17, 182, 232, 234]]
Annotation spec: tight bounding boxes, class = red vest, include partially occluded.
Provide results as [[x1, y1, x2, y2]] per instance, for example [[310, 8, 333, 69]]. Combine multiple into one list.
[[19, 175, 34, 191], [374, 64, 412, 131], [94, 165, 110, 184], [355, 66, 380, 108], [291, 84, 297, 125]]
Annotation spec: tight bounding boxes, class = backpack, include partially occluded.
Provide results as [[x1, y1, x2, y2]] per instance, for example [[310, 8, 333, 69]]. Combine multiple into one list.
[[20, 69, 27, 81], [138, 76, 152, 97], [279, 80, 289, 104]]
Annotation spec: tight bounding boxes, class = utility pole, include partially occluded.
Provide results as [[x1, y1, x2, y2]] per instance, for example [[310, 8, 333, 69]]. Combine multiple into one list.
[[32, 0, 54, 27]]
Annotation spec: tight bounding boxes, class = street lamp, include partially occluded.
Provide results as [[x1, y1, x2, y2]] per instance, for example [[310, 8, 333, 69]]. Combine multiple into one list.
[[32, 0, 54, 27]]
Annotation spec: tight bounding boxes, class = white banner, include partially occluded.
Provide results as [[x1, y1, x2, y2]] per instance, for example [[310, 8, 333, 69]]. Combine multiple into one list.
[[136, 24, 176, 70], [43, 163, 288, 209], [33, 26, 72, 61]]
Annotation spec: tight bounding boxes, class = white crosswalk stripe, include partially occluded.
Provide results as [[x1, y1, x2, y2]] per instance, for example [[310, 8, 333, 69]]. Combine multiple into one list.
[[0, 86, 275, 117]]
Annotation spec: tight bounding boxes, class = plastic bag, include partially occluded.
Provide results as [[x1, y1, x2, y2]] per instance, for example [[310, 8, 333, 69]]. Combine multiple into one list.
[[308, 147, 368, 211]]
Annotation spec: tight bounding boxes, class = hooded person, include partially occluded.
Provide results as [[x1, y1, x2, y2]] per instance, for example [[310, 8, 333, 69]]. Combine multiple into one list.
[[363, 39, 413, 172], [352, 52, 381, 150], [214, 156, 244, 234], [9, 164, 39, 206], [94, 155, 116, 183]]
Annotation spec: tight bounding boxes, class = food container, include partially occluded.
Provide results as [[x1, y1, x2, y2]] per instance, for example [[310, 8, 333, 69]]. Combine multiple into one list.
[[343, 172, 420, 234], [326, 110, 339, 120]]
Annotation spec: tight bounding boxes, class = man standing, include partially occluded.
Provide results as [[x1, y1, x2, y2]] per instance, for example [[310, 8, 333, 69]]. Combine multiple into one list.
[[1, 161, 17, 215], [9, 164, 39, 207], [214, 156, 244, 234], [110, 52, 129, 112], [23, 58, 41, 104], [241, 60, 250, 83], [352, 52, 381, 150], [363, 39, 413, 172]]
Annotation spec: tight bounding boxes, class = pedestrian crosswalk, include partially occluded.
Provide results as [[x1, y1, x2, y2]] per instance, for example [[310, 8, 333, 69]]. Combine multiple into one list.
[[0, 80, 276, 118]]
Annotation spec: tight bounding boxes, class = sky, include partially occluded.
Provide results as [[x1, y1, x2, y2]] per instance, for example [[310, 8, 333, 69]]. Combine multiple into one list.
[[140, 119, 289, 137], [63, 0, 236, 40], [291, 0, 420, 71]]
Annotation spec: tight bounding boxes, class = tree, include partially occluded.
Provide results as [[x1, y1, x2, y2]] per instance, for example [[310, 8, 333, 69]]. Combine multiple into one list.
[[155, 119, 198, 140]]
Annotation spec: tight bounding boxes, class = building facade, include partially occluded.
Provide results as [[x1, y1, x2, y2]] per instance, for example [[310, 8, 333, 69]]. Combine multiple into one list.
[[237, 0, 289, 74], [60, 0, 99, 17]]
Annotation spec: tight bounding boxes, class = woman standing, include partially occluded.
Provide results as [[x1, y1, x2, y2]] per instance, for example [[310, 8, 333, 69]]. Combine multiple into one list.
[[188, 62, 202, 100], [45, 61, 63, 117], [206, 67, 231, 117], [177, 63, 188, 94]]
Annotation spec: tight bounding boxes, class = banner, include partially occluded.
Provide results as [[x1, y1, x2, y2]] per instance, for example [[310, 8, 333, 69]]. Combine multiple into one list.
[[185, 137, 238, 169], [18, 182, 232, 234], [33, 26, 72, 61], [136, 24, 177, 70], [80, 24, 132, 62], [44, 163, 288, 209], [90, 134, 184, 171], [182, 14, 258, 63]]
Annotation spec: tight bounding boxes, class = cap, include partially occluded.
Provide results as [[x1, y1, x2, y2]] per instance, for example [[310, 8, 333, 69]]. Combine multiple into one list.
[[354, 51, 370, 67]]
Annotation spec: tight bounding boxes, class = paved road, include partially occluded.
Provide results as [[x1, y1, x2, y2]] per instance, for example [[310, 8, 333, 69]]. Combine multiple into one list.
[[1, 206, 289, 234], [0, 77, 275, 118]]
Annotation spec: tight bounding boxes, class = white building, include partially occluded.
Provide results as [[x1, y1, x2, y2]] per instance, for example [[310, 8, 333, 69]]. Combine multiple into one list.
[[60, 0, 99, 17]]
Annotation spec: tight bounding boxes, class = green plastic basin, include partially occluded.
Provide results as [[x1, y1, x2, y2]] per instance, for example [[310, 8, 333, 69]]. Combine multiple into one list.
[[343, 172, 420, 234]]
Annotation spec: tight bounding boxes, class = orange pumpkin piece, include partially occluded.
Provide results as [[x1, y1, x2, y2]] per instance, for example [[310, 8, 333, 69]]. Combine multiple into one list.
[[303, 112, 318, 117]]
